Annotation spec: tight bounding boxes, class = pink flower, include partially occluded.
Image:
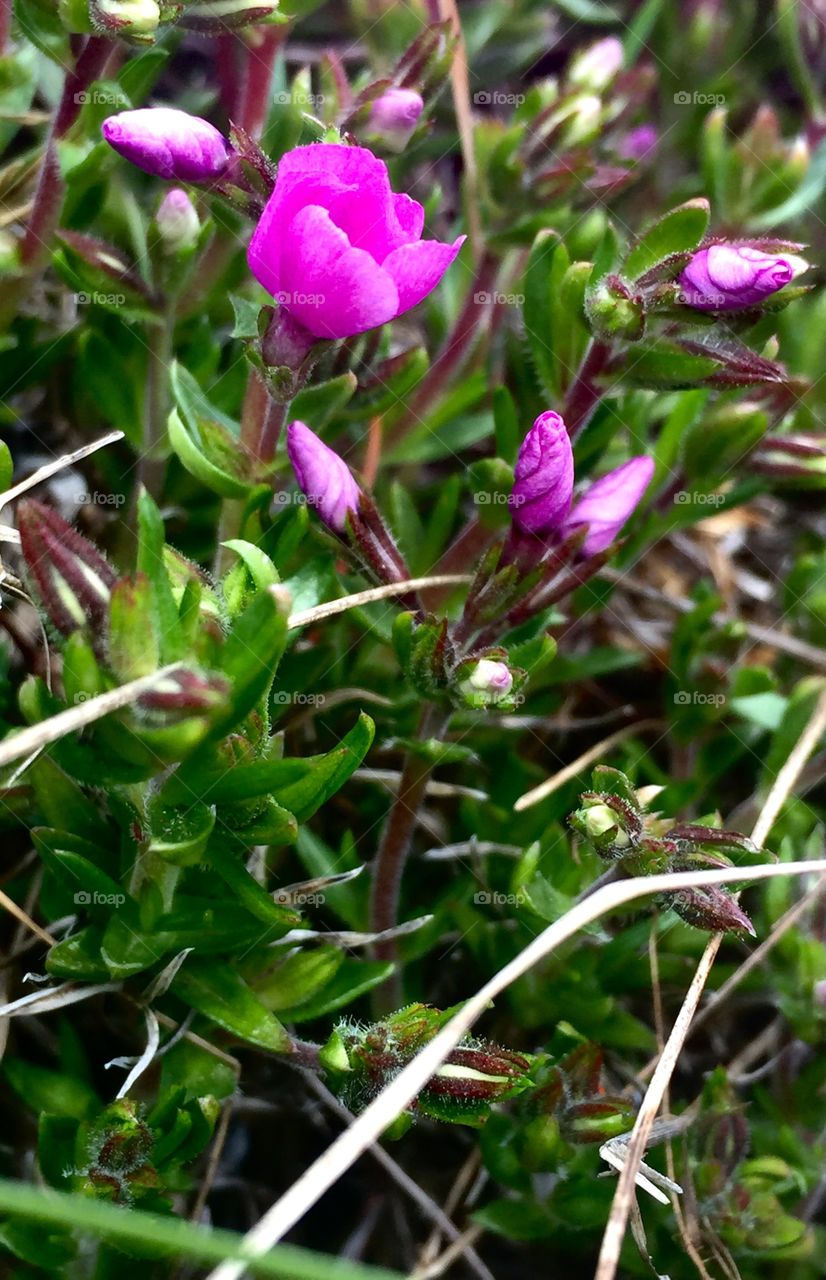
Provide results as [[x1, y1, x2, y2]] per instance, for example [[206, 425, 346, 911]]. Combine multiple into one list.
[[102, 108, 231, 182], [679, 244, 808, 311], [287, 421, 362, 532], [564, 457, 655, 555], [247, 143, 465, 340]]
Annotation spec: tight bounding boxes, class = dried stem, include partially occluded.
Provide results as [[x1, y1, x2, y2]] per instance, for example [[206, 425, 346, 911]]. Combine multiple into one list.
[[593, 686, 826, 1280], [202, 858, 826, 1280]]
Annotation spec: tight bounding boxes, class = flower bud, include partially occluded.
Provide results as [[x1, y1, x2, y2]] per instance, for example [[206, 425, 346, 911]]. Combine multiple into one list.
[[177, 0, 281, 31], [92, 0, 161, 37], [136, 668, 230, 718], [17, 499, 117, 642], [568, 37, 624, 92], [366, 87, 425, 152], [678, 243, 809, 311], [102, 108, 232, 183], [561, 1095, 636, 1144], [286, 421, 361, 533], [564, 456, 654, 556], [668, 884, 755, 936], [455, 658, 514, 709], [569, 791, 643, 859], [509, 411, 574, 539], [617, 124, 658, 161], [585, 274, 645, 341], [155, 188, 200, 253]]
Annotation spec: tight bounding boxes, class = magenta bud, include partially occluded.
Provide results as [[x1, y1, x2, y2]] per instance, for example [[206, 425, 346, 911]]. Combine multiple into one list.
[[155, 187, 200, 252], [509, 410, 574, 538], [679, 244, 809, 311], [101, 108, 231, 183], [618, 124, 658, 161], [366, 87, 425, 152], [564, 456, 654, 556], [17, 499, 117, 640], [286, 421, 362, 533]]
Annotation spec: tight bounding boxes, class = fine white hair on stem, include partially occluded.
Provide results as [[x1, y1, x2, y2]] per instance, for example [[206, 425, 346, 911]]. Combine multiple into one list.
[[202, 855, 826, 1280]]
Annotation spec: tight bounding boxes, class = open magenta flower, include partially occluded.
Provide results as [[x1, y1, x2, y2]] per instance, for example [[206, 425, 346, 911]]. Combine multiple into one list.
[[509, 411, 575, 537], [287, 421, 362, 532], [564, 457, 655, 555], [679, 243, 808, 311], [247, 143, 465, 341], [101, 108, 231, 182]]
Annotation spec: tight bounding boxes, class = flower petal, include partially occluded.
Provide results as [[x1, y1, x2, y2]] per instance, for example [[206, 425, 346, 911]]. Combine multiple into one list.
[[382, 235, 466, 314], [279, 205, 399, 340]]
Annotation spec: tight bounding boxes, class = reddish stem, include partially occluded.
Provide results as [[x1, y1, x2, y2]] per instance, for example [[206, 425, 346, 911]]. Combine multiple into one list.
[[237, 25, 285, 138], [563, 339, 612, 439]]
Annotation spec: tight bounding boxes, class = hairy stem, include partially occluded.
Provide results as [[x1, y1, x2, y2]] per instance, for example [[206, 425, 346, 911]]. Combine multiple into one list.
[[563, 339, 612, 439], [370, 704, 450, 1010]]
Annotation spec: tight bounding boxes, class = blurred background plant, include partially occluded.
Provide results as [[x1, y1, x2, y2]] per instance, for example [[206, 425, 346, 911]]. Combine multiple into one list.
[[0, 0, 824, 1278]]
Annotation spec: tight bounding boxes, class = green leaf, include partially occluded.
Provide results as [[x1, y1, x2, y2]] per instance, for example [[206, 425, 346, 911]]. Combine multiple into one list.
[[4, 1059, 98, 1122], [148, 801, 215, 867], [136, 489, 186, 663], [289, 372, 358, 428], [0, 1178, 406, 1279], [168, 408, 253, 499], [252, 944, 344, 1011], [221, 539, 280, 591], [268, 712, 375, 821], [622, 199, 710, 282], [171, 958, 292, 1052], [208, 839, 300, 926], [213, 587, 289, 733], [277, 958, 395, 1022], [108, 573, 160, 680], [229, 292, 262, 339], [522, 230, 562, 398], [0, 439, 12, 493]]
